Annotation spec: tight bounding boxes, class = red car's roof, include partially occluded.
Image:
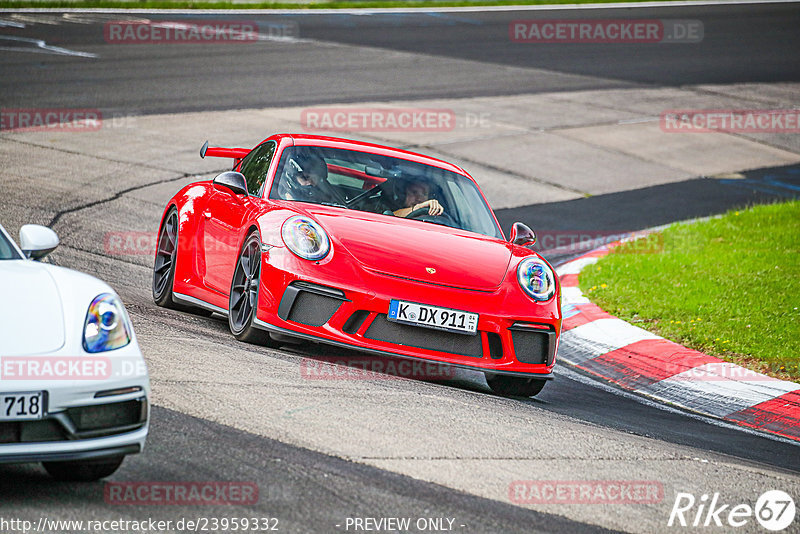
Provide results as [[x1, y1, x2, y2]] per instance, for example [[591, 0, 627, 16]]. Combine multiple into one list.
[[267, 133, 470, 178]]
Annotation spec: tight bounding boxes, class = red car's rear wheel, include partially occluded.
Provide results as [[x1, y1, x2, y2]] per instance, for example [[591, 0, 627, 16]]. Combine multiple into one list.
[[153, 207, 211, 316], [152, 208, 180, 308]]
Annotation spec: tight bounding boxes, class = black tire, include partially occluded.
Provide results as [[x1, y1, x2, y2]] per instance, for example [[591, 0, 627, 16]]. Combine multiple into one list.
[[153, 207, 179, 308], [229, 231, 278, 347], [153, 207, 212, 316], [485, 373, 547, 397], [42, 455, 124, 481]]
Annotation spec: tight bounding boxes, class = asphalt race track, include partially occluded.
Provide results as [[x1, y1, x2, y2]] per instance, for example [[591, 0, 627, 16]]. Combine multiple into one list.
[[1, 3, 799, 113], [1, 3, 799, 533]]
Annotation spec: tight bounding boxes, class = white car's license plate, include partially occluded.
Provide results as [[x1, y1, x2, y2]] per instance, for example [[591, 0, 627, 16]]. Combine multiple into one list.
[[1, 391, 45, 421], [388, 299, 478, 335]]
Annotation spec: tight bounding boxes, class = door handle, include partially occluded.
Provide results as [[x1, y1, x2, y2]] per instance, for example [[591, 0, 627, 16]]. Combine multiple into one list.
[[203, 211, 212, 219]]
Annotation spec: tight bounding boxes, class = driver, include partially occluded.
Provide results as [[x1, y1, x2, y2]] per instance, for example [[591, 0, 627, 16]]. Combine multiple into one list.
[[393, 180, 444, 218], [279, 152, 332, 202]]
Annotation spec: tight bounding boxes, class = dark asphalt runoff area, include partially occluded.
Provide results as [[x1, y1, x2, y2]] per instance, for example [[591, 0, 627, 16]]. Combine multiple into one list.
[[1, 3, 799, 532], [496, 163, 800, 264], [0, 3, 798, 113], [0, 407, 614, 534]]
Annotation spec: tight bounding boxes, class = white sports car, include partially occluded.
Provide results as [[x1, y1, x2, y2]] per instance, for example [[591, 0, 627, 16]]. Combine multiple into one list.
[[0, 222, 149, 481]]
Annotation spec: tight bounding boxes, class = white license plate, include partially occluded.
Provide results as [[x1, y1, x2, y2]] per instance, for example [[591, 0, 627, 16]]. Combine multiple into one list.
[[388, 300, 478, 335], [1, 391, 45, 421]]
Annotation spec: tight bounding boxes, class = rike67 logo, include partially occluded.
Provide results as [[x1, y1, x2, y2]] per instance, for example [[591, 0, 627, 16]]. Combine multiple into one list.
[[669, 490, 795, 531]]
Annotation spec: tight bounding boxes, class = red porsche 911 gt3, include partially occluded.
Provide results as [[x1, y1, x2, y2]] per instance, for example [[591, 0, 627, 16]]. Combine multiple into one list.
[[153, 134, 560, 397]]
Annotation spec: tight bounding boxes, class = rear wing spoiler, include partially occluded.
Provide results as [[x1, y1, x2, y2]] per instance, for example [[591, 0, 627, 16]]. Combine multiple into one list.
[[200, 140, 250, 167]]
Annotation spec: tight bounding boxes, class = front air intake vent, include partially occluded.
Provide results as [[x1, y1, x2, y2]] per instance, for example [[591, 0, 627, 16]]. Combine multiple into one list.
[[278, 282, 347, 327], [487, 332, 503, 359], [342, 310, 371, 334], [364, 315, 483, 358], [509, 323, 556, 365]]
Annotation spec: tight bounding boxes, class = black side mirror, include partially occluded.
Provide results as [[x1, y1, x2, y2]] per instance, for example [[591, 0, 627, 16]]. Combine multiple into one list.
[[509, 222, 536, 248], [213, 171, 248, 196]]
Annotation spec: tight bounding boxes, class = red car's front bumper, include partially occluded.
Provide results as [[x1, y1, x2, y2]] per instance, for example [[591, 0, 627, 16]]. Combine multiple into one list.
[[254, 247, 560, 379]]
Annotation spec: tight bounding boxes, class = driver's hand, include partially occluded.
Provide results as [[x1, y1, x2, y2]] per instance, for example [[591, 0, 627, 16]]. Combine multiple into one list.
[[422, 199, 444, 216]]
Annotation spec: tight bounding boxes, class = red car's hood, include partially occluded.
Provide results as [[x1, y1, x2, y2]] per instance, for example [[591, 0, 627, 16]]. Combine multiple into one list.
[[310, 209, 512, 291]]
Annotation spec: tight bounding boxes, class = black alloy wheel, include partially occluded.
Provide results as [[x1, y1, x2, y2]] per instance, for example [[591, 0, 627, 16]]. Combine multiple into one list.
[[228, 231, 277, 346]]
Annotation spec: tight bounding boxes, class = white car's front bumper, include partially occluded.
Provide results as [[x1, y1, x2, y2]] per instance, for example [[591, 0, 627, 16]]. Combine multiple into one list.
[[0, 425, 148, 464], [0, 342, 150, 464]]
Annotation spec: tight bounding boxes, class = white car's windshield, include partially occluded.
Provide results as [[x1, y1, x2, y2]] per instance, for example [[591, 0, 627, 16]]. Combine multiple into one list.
[[0, 225, 22, 260], [268, 146, 503, 239]]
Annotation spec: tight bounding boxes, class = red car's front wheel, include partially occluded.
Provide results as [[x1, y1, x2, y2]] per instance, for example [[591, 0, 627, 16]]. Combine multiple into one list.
[[485, 373, 547, 398], [228, 231, 278, 347]]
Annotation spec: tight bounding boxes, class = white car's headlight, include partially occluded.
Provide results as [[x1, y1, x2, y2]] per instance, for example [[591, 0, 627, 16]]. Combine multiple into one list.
[[517, 257, 556, 301], [83, 293, 132, 353], [281, 216, 330, 261]]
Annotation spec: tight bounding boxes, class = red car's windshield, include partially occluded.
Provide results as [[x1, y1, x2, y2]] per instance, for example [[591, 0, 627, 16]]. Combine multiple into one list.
[[268, 145, 503, 239]]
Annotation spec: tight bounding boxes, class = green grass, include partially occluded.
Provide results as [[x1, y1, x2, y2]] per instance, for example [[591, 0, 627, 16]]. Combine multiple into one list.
[[0, 0, 685, 9], [579, 201, 800, 381]]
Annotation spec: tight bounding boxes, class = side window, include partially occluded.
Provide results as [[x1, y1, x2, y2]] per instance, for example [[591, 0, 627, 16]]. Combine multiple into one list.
[[239, 141, 276, 196]]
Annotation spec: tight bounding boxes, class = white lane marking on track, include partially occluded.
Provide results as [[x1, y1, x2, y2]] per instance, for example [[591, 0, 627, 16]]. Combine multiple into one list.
[[8, 13, 62, 25], [639, 362, 800, 418], [556, 255, 599, 276], [5, 0, 797, 15], [561, 286, 591, 305], [0, 19, 25, 28], [561, 318, 661, 360], [62, 13, 142, 24], [618, 117, 660, 125], [7, 13, 148, 25], [0, 35, 97, 58], [555, 365, 800, 446]]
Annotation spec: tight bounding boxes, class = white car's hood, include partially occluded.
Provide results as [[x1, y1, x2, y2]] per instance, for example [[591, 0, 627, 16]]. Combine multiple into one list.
[[0, 260, 66, 356]]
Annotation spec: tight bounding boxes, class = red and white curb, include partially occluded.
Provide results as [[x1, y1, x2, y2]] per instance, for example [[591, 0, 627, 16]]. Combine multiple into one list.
[[555, 242, 800, 442]]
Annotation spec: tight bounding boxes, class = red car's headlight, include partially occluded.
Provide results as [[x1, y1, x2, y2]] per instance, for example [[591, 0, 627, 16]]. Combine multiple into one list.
[[281, 216, 330, 261], [517, 257, 556, 301]]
